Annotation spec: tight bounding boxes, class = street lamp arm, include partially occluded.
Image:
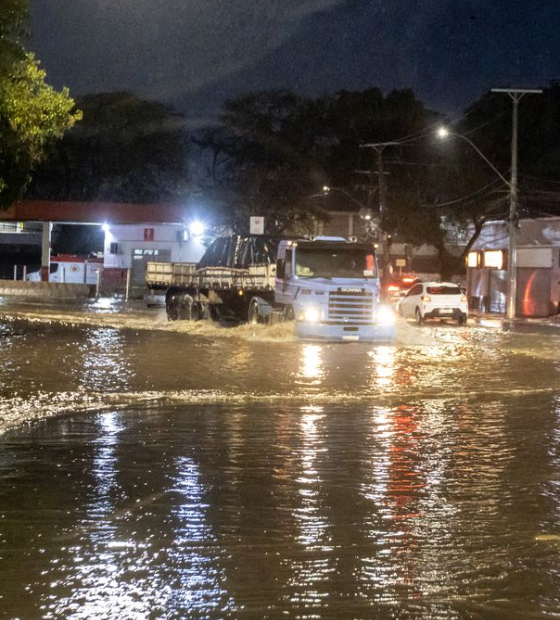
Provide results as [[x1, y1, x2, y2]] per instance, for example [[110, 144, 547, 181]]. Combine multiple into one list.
[[446, 131, 512, 189], [323, 186, 369, 210]]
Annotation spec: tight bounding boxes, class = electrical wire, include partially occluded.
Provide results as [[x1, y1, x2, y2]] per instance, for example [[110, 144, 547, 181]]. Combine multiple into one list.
[[520, 173, 560, 186], [434, 178, 505, 207], [381, 97, 509, 146]]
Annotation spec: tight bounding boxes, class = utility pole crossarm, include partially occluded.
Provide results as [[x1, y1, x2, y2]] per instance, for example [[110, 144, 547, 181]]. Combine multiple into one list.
[[491, 88, 543, 95]]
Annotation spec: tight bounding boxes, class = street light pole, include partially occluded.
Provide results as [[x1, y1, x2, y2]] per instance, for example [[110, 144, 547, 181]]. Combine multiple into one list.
[[491, 88, 542, 319]]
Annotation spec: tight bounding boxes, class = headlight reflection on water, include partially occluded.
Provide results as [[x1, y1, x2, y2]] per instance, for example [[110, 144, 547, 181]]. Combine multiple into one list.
[[296, 344, 325, 386], [289, 407, 333, 606], [368, 345, 397, 390]]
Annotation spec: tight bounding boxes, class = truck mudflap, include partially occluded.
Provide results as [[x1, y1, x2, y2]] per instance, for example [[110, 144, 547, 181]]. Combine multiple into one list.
[[295, 321, 396, 342]]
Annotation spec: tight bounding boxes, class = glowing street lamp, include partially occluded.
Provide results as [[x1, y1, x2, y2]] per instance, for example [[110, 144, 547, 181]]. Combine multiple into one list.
[[189, 220, 205, 238]]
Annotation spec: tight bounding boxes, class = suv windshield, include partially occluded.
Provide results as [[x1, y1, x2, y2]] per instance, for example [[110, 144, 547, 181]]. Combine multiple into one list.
[[295, 247, 377, 279], [427, 285, 461, 295]]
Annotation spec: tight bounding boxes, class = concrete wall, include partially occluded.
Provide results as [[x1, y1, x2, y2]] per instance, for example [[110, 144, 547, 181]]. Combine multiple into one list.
[[0, 280, 92, 298]]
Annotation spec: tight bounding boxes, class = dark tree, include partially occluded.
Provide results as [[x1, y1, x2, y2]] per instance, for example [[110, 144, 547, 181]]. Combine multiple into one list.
[[29, 92, 191, 203], [195, 89, 331, 235]]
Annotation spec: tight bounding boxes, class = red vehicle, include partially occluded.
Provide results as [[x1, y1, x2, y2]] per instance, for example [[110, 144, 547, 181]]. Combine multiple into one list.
[[383, 274, 421, 303]]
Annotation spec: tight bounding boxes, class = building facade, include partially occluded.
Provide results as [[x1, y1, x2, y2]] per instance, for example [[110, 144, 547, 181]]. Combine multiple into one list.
[[467, 217, 560, 317]]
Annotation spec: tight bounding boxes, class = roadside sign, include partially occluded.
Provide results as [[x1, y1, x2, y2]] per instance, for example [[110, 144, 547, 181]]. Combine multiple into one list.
[[250, 216, 265, 235]]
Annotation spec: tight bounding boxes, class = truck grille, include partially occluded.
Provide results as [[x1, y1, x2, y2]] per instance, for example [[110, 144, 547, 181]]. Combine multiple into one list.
[[328, 289, 374, 323]]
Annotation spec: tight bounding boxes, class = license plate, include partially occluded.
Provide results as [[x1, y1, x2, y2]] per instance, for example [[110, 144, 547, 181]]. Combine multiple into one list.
[[439, 308, 452, 314], [342, 335, 360, 341]]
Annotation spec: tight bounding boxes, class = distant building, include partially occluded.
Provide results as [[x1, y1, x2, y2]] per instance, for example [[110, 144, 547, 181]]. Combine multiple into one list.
[[103, 223, 206, 284]]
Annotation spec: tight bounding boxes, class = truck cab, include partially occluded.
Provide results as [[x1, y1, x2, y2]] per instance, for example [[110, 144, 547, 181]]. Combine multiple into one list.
[[275, 237, 395, 341]]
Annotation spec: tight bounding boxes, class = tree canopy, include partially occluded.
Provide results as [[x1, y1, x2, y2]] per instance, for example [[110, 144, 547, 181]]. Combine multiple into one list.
[[0, 2, 81, 209], [0, 0, 27, 75], [196, 88, 442, 242], [195, 89, 329, 235]]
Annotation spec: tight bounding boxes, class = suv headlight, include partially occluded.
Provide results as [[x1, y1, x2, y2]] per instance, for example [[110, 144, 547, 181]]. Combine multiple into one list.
[[376, 304, 396, 325]]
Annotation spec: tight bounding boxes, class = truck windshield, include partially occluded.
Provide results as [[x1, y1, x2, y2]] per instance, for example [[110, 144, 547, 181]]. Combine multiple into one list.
[[295, 247, 377, 279]]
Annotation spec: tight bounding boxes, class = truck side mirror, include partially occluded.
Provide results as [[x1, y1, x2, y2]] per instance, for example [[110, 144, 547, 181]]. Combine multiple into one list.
[[276, 258, 285, 279]]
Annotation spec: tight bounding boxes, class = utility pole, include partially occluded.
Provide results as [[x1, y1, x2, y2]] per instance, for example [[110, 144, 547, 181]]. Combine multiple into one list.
[[491, 88, 542, 319], [360, 142, 399, 278]]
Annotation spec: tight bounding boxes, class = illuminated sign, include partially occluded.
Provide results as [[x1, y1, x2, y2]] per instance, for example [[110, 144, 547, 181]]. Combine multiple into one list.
[[483, 250, 505, 269]]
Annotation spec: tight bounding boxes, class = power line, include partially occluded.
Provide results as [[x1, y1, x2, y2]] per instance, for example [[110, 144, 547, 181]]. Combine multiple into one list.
[[520, 173, 560, 187], [434, 178, 505, 208]]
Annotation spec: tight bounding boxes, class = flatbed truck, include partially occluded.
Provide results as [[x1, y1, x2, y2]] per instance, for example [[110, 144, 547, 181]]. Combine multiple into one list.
[[145, 235, 395, 342]]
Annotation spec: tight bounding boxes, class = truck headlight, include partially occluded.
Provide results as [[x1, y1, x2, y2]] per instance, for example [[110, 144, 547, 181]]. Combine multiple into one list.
[[302, 306, 321, 323], [376, 304, 396, 325]]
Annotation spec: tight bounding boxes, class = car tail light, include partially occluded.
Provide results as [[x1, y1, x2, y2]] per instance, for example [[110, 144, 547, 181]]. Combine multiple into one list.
[[421, 295, 431, 303], [461, 294, 468, 302]]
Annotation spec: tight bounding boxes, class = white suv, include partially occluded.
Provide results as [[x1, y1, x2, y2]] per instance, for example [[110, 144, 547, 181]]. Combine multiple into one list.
[[397, 281, 468, 325]]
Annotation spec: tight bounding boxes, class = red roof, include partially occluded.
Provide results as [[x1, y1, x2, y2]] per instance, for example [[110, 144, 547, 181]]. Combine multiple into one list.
[[0, 200, 190, 224]]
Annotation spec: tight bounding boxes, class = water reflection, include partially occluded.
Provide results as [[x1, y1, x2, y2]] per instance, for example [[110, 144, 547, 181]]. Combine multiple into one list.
[[286, 407, 333, 612], [368, 346, 396, 389], [77, 328, 134, 391], [170, 456, 232, 614], [295, 344, 324, 387], [2, 316, 560, 618]]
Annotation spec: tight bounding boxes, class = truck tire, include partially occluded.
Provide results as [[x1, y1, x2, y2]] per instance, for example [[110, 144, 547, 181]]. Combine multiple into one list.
[[283, 305, 295, 322], [248, 299, 262, 324], [166, 292, 182, 321], [179, 295, 201, 321], [167, 292, 200, 322]]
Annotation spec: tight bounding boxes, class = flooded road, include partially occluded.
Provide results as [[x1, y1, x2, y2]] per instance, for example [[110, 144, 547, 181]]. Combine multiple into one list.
[[1, 299, 560, 619]]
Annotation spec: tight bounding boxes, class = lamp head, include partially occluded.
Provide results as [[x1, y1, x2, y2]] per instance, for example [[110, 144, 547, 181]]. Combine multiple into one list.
[[436, 126, 450, 140]]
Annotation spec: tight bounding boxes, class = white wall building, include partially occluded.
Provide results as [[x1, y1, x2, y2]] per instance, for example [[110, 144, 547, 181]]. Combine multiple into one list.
[[103, 223, 207, 283]]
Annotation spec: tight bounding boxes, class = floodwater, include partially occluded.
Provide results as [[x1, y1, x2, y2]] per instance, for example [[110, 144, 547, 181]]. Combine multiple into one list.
[[1, 299, 560, 619]]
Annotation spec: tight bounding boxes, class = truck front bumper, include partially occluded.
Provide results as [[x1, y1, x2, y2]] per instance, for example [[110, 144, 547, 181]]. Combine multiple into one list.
[[295, 321, 396, 342]]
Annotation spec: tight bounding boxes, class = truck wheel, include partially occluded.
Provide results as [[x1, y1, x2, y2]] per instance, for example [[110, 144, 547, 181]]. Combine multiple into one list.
[[179, 295, 201, 321], [283, 306, 295, 322], [248, 299, 262, 324], [166, 292, 181, 321]]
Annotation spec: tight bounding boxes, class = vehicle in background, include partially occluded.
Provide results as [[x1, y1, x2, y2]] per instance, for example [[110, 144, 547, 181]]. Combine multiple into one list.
[[26, 255, 102, 284], [383, 274, 421, 304], [146, 235, 396, 342], [396, 281, 468, 325]]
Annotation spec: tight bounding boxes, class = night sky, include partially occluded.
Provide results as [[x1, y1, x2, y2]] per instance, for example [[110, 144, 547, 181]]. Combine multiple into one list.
[[30, 0, 560, 124]]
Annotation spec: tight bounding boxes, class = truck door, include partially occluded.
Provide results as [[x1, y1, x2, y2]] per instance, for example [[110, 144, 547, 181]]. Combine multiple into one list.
[[275, 247, 296, 305]]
